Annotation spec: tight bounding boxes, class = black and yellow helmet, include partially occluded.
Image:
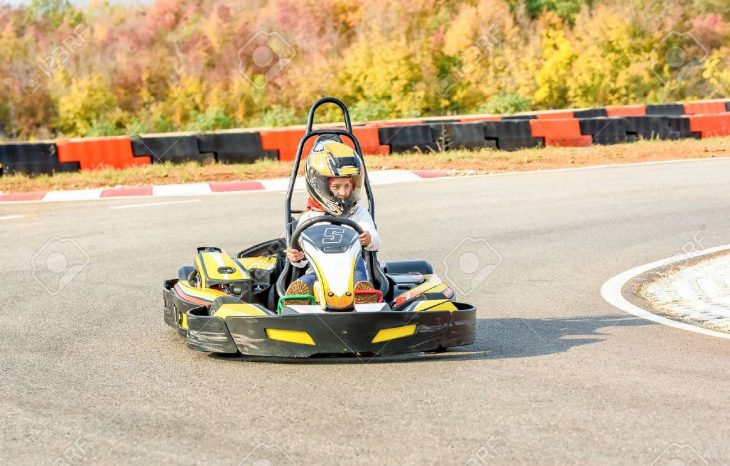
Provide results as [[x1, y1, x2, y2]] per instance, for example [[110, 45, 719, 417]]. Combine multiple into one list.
[[305, 135, 363, 216]]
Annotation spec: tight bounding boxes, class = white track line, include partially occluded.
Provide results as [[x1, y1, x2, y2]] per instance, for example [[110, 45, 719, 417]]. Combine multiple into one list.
[[110, 200, 202, 209], [152, 183, 211, 197], [368, 170, 423, 185], [601, 243, 730, 340], [43, 188, 104, 202], [0, 215, 25, 221]]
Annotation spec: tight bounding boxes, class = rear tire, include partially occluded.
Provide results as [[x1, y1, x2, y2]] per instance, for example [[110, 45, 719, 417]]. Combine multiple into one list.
[[426, 345, 447, 354]]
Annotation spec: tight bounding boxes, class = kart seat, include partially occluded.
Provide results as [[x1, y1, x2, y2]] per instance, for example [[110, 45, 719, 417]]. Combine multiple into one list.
[[365, 250, 389, 298], [178, 265, 195, 282]]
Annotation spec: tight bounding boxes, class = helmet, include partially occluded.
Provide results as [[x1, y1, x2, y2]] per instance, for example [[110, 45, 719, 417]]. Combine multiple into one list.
[[305, 135, 363, 216]]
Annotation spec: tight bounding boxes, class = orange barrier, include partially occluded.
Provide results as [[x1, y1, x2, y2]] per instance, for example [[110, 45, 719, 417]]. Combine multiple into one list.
[[689, 113, 730, 138], [535, 111, 574, 120], [56, 136, 150, 170], [367, 119, 424, 127], [260, 128, 309, 162], [529, 119, 592, 147], [459, 115, 502, 123], [682, 101, 728, 115], [605, 105, 646, 117], [262, 126, 389, 161], [352, 127, 390, 155]]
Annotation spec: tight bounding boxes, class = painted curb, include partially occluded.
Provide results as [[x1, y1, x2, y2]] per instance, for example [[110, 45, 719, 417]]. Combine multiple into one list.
[[0, 170, 447, 204], [601, 244, 730, 340]]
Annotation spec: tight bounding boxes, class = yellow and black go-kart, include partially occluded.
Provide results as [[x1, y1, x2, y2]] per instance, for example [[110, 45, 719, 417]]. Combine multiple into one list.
[[162, 97, 476, 358]]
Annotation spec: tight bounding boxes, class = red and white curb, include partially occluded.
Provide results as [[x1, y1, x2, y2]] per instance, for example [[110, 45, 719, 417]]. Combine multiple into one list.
[[0, 170, 446, 204]]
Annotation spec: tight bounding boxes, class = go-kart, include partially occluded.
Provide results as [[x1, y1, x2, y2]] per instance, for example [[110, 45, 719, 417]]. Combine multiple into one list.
[[162, 97, 476, 357]]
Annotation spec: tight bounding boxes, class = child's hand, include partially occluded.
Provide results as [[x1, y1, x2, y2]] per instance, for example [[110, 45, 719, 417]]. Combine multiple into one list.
[[287, 248, 305, 262], [359, 231, 372, 247]]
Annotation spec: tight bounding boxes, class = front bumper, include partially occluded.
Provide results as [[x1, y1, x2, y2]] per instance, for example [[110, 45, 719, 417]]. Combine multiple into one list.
[[184, 305, 476, 357]]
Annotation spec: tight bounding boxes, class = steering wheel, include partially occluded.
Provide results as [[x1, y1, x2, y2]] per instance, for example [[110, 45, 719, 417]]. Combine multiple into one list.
[[290, 216, 364, 251]]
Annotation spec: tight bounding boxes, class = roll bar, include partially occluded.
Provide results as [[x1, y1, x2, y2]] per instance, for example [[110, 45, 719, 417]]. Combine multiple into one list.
[[283, 97, 375, 245]]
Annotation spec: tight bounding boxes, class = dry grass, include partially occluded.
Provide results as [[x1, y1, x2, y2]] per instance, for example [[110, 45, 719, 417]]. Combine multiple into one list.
[[2, 136, 730, 193]]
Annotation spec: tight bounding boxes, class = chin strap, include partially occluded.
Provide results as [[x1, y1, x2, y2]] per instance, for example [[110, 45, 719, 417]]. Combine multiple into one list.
[[306, 197, 324, 211]]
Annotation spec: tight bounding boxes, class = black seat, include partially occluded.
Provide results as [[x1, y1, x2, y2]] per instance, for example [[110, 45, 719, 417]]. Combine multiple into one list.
[[177, 265, 195, 282], [364, 250, 389, 299]]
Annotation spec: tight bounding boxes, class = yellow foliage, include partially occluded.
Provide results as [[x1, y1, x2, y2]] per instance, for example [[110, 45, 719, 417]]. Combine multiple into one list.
[[534, 16, 576, 108], [336, 29, 429, 118], [58, 74, 117, 136], [567, 6, 655, 106], [3, 0, 730, 139], [703, 50, 730, 95]]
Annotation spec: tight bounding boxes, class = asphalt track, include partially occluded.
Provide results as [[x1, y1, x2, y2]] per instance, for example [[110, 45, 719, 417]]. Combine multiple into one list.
[[2, 158, 730, 465]]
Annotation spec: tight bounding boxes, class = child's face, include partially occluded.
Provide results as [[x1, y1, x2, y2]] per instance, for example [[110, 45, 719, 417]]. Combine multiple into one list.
[[329, 178, 353, 200]]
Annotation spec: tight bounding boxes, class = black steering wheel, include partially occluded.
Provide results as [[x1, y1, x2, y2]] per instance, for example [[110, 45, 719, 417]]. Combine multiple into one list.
[[290, 216, 365, 251]]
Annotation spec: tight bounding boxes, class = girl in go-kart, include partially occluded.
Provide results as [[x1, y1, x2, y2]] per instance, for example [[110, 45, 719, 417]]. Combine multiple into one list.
[[284, 135, 380, 304]]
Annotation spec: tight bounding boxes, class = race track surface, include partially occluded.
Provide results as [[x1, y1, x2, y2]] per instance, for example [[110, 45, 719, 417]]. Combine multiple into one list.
[[2, 158, 730, 465]]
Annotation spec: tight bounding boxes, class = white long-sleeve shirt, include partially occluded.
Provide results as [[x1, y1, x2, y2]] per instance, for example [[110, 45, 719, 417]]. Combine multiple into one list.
[[291, 204, 380, 268]]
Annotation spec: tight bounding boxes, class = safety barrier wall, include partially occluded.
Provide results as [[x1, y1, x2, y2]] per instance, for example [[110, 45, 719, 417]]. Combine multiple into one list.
[[1, 98, 729, 176]]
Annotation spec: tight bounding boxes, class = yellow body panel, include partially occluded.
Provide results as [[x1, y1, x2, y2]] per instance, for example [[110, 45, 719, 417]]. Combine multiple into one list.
[[426, 283, 449, 294], [265, 328, 316, 345], [177, 280, 229, 302], [372, 324, 417, 343], [392, 274, 454, 307], [198, 250, 248, 282], [180, 312, 188, 329], [309, 253, 356, 310], [214, 303, 268, 319], [238, 256, 277, 271], [413, 300, 458, 312]]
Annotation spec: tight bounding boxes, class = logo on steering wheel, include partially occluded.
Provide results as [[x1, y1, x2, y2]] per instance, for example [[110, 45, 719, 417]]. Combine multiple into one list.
[[322, 227, 345, 244]]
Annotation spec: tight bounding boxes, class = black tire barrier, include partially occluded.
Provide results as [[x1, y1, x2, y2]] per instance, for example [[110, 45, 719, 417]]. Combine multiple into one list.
[[579, 118, 633, 145], [574, 108, 608, 119], [0, 143, 79, 176], [427, 122, 457, 151], [131, 135, 205, 163], [645, 104, 685, 116], [377, 125, 440, 153], [502, 114, 536, 120], [424, 118, 460, 124], [446, 122, 498, 150], [624, 116, 696, 140], [669, 116, 699, 139], [196, 131, 277, 164], [484, 120, 542, 150]]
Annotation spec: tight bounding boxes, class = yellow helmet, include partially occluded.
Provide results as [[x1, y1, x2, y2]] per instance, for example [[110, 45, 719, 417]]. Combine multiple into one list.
[[305, 136, 363, 216]]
